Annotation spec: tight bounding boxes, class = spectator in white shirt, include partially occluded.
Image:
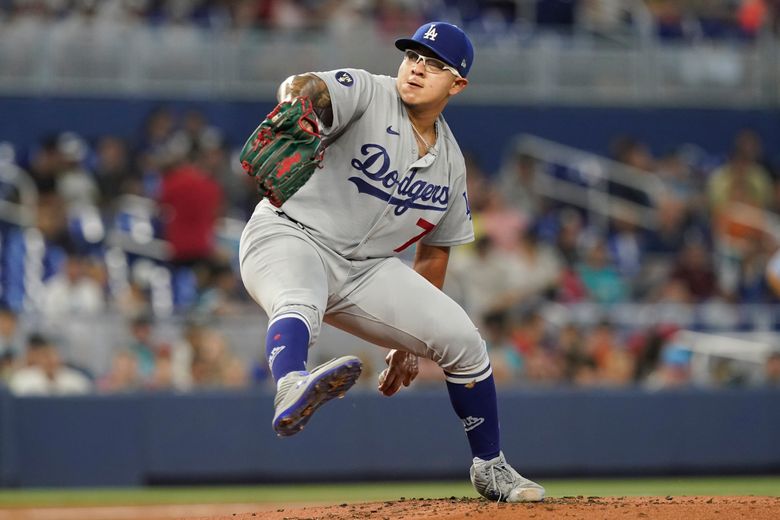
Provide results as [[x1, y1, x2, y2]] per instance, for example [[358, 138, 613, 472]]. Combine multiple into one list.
[[8, 333, 92, 396], [42, 251, 105, 319]]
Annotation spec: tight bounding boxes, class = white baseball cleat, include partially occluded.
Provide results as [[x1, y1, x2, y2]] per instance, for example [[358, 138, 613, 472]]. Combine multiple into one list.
[[470, 451, 545, 502], [272, 355, 363, 437]]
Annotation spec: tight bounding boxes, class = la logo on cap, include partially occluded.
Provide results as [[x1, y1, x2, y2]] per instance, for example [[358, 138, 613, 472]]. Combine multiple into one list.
[[423, 24, 438, 41]]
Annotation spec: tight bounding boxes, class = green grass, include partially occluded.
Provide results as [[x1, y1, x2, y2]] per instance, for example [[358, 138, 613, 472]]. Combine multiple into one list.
[[0, 477, 778, 507]]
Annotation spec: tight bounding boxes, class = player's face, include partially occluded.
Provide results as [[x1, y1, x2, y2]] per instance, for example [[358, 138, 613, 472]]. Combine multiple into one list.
[[396, 47, 468, 109]]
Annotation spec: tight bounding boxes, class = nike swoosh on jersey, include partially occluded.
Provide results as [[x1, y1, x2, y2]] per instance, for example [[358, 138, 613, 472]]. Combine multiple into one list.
[[386, 126, 400, 135]]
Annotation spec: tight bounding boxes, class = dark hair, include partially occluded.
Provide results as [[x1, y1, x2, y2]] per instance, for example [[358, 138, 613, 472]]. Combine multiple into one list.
[[27, 333, 52, 349]]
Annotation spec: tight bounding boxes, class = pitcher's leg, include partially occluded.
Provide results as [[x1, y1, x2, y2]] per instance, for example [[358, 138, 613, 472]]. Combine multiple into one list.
[[326, 258, 497, 456], [326, 258, 544, 501], [240, 226, 328, 382], [239, 220, 362, 436]]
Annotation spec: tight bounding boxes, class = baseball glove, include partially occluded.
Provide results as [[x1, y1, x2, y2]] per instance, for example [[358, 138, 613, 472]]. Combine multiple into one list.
[[239, 96, 323, 207]]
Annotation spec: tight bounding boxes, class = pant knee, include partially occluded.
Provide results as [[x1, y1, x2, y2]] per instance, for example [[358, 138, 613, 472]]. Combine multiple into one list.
[[430, 326, 492, 385], [269, 304, 323, 346]]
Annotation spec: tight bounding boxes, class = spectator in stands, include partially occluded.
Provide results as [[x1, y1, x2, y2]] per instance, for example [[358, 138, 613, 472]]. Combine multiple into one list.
[[137, 106, 177, 197], [708, 133, 773, 214], [115, 279, 153, 320], [631, 324, 678, 383], [0, 306, 19, 384], [586, 320, 634, 386], [554, 208, 586, 266], [584, 320, 613, 367], [506, 226, 563, 303], [8, 333, 92, 396], [477, 190, 527, 251], [735, 236, 775, 302], [222, 355, 250, 388], [463, 152, 491, 220], [644, 195, 695, 257], [511, 308, 562, 384], [41, 249, 105, 319], [669, 238, 721, 302], [643, 344, 692, 389], [608, 135, 655, 208], [444, 236, 523, 322], [157, 134, 224, 268], [194, 126, 253, 219], [656, 148, 701, 207], [127, 313, 160, 381], [28, 135, 61, 196], [190, 328, 247, 388], [606, 209, 644, 280], [374, 0, 423, 37], [576, 238, 628, 304], [0, 305, 20, 360], [194, 262, 242, 317], [640, 196, 709, 300], [0, 350, 14, 385], [737, 0, 769, 37], [498, 152, 544, 218], [766, 351, 780, 386], [166, 319, 206, 392], [558, 322, 595, 385], [93, 135, 139, 210], [98, 349, 142, 393], [55, 131, 100, 208], [148, 344, 177, 390], [482, 311, 523, 385], [576, 0, 641, 37]]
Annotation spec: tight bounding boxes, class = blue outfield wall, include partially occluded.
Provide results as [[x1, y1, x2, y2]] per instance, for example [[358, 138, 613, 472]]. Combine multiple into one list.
[[0, 388, 779, 487], [2, 96, 780, 174]]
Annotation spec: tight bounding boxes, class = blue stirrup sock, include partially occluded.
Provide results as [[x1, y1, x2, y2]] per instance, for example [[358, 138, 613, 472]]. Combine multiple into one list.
[[266, 314, 310, 382], [446, 373, 501, 461]]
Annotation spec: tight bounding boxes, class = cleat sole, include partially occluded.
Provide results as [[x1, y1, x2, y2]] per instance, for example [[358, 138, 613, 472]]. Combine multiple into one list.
[[273, 358, 362, 437]]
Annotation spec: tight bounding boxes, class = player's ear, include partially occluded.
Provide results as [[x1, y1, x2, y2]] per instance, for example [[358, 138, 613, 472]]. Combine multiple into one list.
[[449, 77, 468, 96]]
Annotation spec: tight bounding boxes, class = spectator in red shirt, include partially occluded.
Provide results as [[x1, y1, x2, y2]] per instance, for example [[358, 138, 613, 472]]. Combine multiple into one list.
[[158, 139, 224, 267]]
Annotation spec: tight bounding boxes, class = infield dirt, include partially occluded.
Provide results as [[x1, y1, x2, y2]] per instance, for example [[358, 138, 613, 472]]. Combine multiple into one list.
[[223, 496, 780, 520], [0, 496, 780, 520], [4, 496, 779, 520]]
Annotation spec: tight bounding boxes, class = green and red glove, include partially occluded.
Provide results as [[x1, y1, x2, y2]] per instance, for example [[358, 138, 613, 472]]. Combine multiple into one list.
[[239, 96, 323, 207]]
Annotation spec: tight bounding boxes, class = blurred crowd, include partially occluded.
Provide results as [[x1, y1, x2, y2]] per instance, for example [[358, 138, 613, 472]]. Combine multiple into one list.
[[438, 128, 780, 390], [1, 0, 779, 41], [2, 106, 780, 394]]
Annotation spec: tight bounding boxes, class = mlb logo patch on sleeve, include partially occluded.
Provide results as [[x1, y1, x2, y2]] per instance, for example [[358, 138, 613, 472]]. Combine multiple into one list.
[[336, 71, 354, 87]]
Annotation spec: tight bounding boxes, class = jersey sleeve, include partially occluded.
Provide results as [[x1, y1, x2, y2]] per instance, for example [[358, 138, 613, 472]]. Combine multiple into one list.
[[422, 159, 475, 247], [311, 69, 376, 137]]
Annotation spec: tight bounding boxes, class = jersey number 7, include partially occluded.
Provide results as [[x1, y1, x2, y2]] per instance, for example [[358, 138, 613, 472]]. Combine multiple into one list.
[[394, 218, 435, 253]]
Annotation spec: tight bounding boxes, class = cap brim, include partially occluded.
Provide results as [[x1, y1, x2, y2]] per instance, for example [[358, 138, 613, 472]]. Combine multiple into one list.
[[394, 38, 456, 69]]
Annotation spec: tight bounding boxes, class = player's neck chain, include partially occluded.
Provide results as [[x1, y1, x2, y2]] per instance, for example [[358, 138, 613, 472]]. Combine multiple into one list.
[[410, 120, 436, 152]]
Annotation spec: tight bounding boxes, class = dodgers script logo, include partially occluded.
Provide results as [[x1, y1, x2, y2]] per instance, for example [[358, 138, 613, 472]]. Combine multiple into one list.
[[349, 144, 449, 216]]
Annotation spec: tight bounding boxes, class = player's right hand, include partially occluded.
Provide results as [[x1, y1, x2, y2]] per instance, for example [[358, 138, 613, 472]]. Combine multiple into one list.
[[378, 349, 419, 397]]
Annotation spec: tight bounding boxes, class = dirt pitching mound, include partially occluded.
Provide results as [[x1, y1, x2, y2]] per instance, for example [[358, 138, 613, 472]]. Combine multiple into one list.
[[217, 496, 780, 520], [4, 496, 779, 520]]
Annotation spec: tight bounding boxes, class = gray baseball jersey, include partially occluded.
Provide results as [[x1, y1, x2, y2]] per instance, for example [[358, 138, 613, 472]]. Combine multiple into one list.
[[252, 68, 475, 260]]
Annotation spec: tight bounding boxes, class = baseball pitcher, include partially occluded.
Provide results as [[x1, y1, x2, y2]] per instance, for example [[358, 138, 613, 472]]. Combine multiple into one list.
[[238, 21, 544, 502]]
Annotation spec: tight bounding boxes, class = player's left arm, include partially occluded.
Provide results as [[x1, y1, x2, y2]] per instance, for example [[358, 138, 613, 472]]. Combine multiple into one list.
[[413, 243, 450, 290], [378, 244, 450, 397], [277, 74, 333, 128]]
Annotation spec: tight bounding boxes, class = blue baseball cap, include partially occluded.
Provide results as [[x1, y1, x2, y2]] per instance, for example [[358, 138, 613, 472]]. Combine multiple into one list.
[[395, 21, 474, 78]]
